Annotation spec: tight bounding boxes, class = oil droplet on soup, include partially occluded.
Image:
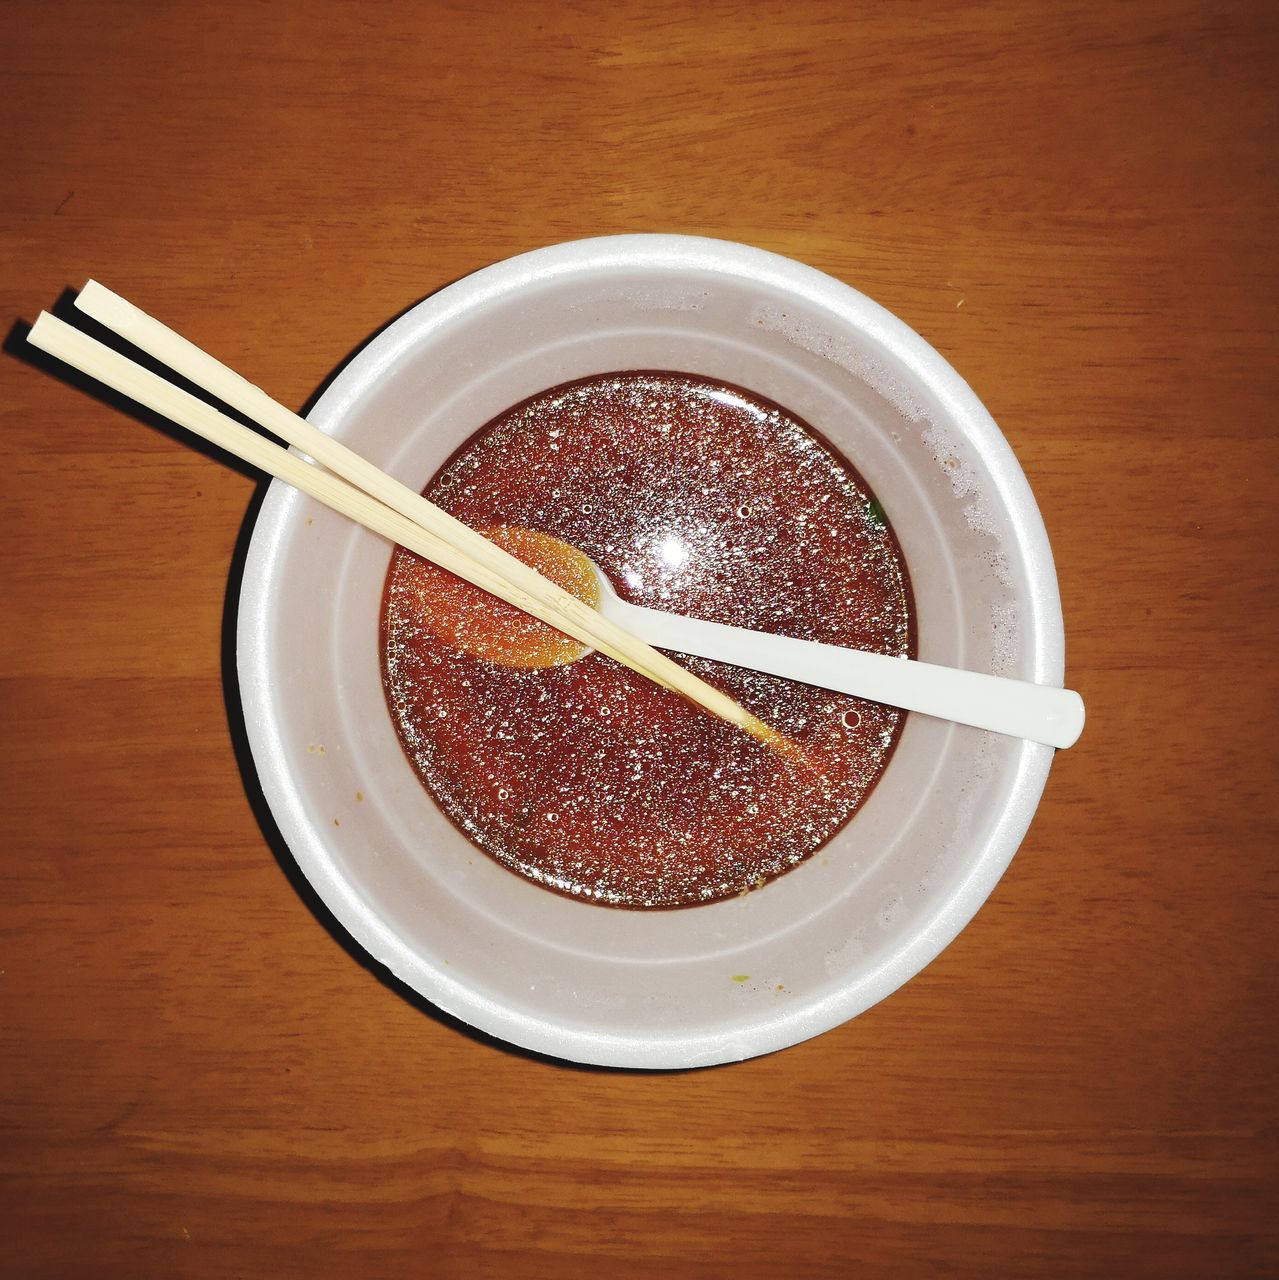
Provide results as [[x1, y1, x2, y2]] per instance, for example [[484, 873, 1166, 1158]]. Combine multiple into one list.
[[381, 372, 913, 908]]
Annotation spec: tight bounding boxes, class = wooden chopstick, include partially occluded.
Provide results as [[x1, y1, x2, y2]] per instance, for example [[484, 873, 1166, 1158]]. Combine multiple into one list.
[[28, 309, 777, 744], [71, 284, 781, 741]]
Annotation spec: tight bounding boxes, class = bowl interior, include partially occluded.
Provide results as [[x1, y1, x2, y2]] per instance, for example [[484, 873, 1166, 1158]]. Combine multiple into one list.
[[238, 236, 1060, 1067]]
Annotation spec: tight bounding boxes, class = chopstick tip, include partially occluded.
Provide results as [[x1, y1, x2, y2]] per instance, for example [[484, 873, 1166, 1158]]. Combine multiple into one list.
[[75, 278, 120, 321], [27, 310, 61, 351]]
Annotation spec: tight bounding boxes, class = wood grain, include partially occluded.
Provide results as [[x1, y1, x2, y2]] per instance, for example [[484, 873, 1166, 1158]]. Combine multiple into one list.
[[2, 1, 1275, 1276]]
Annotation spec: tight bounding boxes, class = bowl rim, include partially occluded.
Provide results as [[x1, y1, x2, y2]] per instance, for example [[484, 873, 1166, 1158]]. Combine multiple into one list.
[[237, 234, 1063, 1067]]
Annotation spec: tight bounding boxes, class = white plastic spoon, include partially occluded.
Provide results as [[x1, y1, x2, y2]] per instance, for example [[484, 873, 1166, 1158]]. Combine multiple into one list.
[[417, 525, 1084, 749]]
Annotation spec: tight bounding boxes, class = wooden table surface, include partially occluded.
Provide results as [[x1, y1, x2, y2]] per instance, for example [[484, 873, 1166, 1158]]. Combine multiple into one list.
[[3, 2, 1275, 1276]]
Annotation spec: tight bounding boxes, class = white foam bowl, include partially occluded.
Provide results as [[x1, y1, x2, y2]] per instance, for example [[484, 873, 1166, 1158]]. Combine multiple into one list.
[[237, 235, 1064, 1068]]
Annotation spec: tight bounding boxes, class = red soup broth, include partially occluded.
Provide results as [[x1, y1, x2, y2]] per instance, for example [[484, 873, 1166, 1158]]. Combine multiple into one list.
[[381, 372, 913, 908]]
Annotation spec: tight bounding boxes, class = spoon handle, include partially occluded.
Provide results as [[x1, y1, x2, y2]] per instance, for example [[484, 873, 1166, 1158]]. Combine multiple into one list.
[[603, 600, 1084, 749]]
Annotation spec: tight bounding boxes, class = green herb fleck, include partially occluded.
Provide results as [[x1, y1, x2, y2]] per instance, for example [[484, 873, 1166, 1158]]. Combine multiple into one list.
[[731, 974, 750, 983]]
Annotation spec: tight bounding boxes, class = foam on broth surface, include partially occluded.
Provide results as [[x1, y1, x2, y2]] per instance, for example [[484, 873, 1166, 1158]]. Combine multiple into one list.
[[381, 372, 913, 908]]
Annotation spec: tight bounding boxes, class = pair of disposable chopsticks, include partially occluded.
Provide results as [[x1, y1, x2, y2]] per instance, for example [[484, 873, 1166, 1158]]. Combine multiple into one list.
[[27, 286, 776, 743]]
